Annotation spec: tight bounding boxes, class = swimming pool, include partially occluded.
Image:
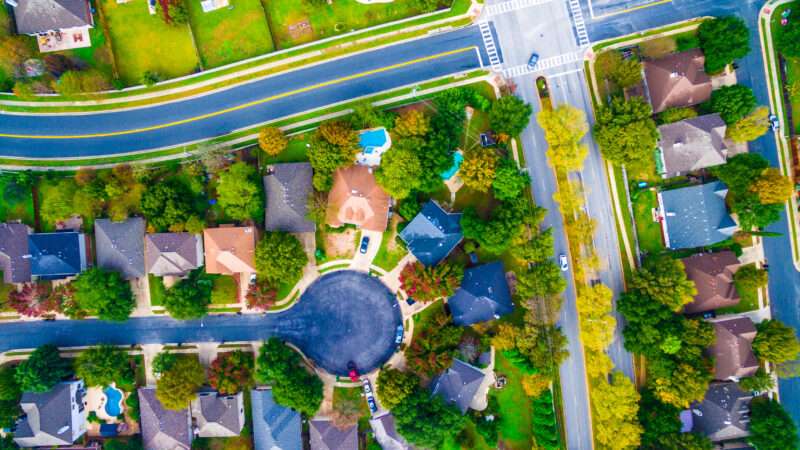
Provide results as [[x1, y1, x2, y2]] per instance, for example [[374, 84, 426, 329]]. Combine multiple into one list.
[[104, 386, 123, 417], [359, 128, 389, 152], [441, 151, 464, 180]]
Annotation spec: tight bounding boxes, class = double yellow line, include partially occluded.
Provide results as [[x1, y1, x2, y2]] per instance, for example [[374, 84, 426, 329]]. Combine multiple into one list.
[[0, 46, 478, 140]]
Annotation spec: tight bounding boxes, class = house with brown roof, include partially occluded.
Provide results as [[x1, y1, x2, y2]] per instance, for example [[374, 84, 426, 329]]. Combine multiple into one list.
[[708, 317, 759, 381], [644, 49, 712, 113], [325, 165, 390, 232], [203, 225, 256, 275], [657, 113, 732, 177], [145, 233, 204, 277], [682, 251, 741, 314]]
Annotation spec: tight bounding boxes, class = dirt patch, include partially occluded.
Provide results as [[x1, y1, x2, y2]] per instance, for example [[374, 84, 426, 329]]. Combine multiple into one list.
[[386, 215, 401, 252], [287, 18, 313, 41], [325, 228, 356, 259]]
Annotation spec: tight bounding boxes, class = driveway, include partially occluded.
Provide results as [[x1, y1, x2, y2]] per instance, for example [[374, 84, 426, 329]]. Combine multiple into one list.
[[350, 229, 383, 271]]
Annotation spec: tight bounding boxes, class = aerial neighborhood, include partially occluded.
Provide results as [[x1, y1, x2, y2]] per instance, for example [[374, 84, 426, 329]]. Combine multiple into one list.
[[1, 0, 800, 449]]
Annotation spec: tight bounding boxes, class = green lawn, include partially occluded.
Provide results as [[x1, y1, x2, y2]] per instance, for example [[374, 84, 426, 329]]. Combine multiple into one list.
[[491, 351, 534, 450], [332, 386, 368, 415], [717, 263, 761, 314], [210, 274, 238, 304], [61, 16, 116, 78], [262, 0, 449, 49], [462, 108, 490, 152], [148, 274, 166, 307], [631, 188, 664, 255], [187, 0, 274, 68], [263, 133, 312, 165], [0, 175, 34, 225], [100, 0, 199, 85], [372, 219, 408, 271]]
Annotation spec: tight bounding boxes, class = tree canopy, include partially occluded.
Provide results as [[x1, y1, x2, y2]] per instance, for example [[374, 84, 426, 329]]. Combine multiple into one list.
[[638, 388, 713, 450], [155, 356, 205, 411], [404, 311, 464, 376], [591, 371, 643, 450], [374, 139, 423, 199], [713, 153, 787, 230], [208, 350, 253, 395], [399, 261, 463, 302], [258, 126, 288, 156], [593, 97, 659, 172], [255, 338, 323, 416], [393, 389, 466, 449], [141, 180, 197, 232], [75, 345, 135, 390], [777, 12, 800, 57], [308, 122, 358, 190], [488, 95, 532, 137], [629, 256, 696, 312], [697, 16, 750, 74], [748, 396, 798, 450], [393, 110, 430, 138], [516, 261, 567, 299], [216, 162, 262, 221], [461, 197, 531, 255], [709, 84, 756, 125], [255, 232, 308, 286], [14, 345, 72, 393], [492, 158, 530, 200], [538, 104, 590, 172], [460, 148, 500, 192], [726, 106, 769, 143], [376, 368, 419, 410], [753, 319, 800, 364], [162, 268, 213, 320], [71, 268, 135, 322]]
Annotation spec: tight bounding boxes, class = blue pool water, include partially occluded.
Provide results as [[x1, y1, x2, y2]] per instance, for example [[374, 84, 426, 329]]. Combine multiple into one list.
[[441, 151, 464, 180], [104, 386, 123, 417], [359, 128, 388, 153]]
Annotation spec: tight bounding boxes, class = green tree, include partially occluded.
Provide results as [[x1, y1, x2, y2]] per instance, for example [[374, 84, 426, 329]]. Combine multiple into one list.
[[152, 351, 177, 377], [393, 389, 466, 448], [591, 371, 642, 450], [75, 345, 134, 389], [510, 228, 554, 264], [15, 345, 72, 393], [208, 350, 253, 395], [657, 106, 698, 124], [54, 70, 111, 96], [399, 261, 464, 302], [374, 141, 423, 199], [141, 180, 196, 232], [255, 232, 308, 285], [753, 319, 800, 364], [155, 356, 205, 411], [404, 312, 464, 376], [308, 136, 357, 191], [726, 106, 769, 143], [751, 167, 794, 204], [738, 367, 774, 392], [594, 96, 659, 172], [258, 126, 288, 156], [255, 338, 323, 416], [697, 16, 750, 74], [376, 368, 419, 410], [713, 153, 769, 191], [629, 256, 697, 312], [349, 101, 394, 129], [777, 14, 800, 57], [709, 84, 756, 124], [0, 366, 21, 429], [460, 148, 499, 192], [461, 198, 530, 254], [612, 58, 643, 88], [516, 262, 566, 299], [489, 95, 533, 137], [748, 396, 798, 450], [393, 109, 430, 137], [162, 268, 213, 320], [492, 158, 530, 200], [71, 268, 135, 321], [216, 162, 262, 221], [733, 264, 768, 305], [638, 388, 713, 450]]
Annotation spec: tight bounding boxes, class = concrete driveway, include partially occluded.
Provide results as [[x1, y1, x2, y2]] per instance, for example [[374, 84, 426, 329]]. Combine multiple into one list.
[[350, 229, 383, 271]]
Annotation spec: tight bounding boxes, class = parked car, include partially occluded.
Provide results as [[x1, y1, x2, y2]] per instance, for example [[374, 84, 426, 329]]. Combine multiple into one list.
[[406, 297, 416, 306], [359, 236, 370, 254], [362, 379, 378, 414], [769, 114, 780, 131], [559, 254, 569, 271], [528, 52, 540, 69], [395, 325, 404, 344], [347, 361, 360, 382]]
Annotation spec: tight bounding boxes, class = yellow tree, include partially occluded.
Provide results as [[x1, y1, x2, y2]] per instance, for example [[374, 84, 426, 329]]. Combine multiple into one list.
[[393, 109, 430, 137], [576, 284, 616, 354], [726, 107, 769, 143], [537, 104, 588, 147], [460, 148, 499, 192], [591, 372, 643, 450], [553, 180, 584, 217], [751, 167, 794, 204], [258, 126, 288, 156]]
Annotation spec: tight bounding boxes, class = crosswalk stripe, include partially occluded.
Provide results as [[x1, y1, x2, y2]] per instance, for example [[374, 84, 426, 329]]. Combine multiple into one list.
[[502, 51, 583, 78], [485, 0, 554, 16], [567, 0, 591, 47], [478, 21, 503, 70]]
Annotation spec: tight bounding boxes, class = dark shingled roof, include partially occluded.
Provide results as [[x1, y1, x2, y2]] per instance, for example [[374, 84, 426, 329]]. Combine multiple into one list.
[[682, 251, 741, 314], [0, 222, 31, 283], [448, 261, 513, 326], [659, 181, 738, 250], [28, 231, 86, 279], [399, 200, 462, 266], [192, 390, 244, 438], [709, 317, 759, 381], [309, 419, 358, 450], [14, 380, 85, 448], [251, 388, 301, 450], [94, 218, 145, 280], [658, 113, 729, 176], [644, 49, 712, 113], [264, 163, 316, 233], [138, 387, 192, 450], [144, 233, 202, 277], [690, 382, 752, 442], [430, 359, 486, 414], [11, 0, 93, 35]]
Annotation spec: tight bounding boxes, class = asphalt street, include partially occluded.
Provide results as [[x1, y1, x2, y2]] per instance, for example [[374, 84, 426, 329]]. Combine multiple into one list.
[[0, 271, 402, 376]]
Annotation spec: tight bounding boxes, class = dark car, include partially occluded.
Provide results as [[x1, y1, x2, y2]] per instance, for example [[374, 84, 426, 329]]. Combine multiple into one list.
[[362, 379, 378, 414], [359, 236, 370, 254], [347, 361, 360, 382], [528, 52, 540, 69]]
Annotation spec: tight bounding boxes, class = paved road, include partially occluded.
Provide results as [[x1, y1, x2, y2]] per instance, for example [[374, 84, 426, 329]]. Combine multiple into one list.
[[0, 26, 496, 158], [0, 271, 402, 376]]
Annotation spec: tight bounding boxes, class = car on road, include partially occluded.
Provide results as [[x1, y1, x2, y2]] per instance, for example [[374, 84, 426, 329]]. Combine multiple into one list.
[[362, 378, 378, 414], [559, 254, 569, 271], [769, 114, 780, 131], [359, 236, 370, 254], [528, 52, 540, 69], [347, 361, 360, 382], [395, 325, 404, 344]]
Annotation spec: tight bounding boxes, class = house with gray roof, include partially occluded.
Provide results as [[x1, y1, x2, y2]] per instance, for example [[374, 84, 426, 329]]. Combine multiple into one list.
[[0, 222, 32, 283], [251, 388, 301, 450], [430, 358, 487, 414], [191, 390, 245, 438], [28, 231, 87, 280], [263, 163, 315, 233], [8, 0, 93, 35], [689, 382, 753, 443], [657, 113, 731, 177], [138, 387, 192, 450], [448, 261, 513, 326], [95, 217, 145, 280], [399, 200, 462, 266], [13, 380, 86, 448], [309, 418, 358, 450], [657, 181, 738, 250], [369, 412, 410, 450], [144, 233, 204, 277]]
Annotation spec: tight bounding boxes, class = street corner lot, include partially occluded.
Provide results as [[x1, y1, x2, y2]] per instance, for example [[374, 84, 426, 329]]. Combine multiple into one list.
[[100, 0, 199, 85], [187, 0, 275, 68]]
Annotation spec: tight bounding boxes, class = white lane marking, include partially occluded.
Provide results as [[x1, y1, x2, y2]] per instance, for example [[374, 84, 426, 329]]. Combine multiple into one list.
[[478, 21, 503, 71], [484, 0, 554, 16], [568, 0, 591, 47], [502, 51, 582, 78]]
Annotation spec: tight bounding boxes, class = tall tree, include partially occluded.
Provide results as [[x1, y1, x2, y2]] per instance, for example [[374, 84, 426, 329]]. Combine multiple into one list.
[[258, 126, 288, 156], [216, 162, 262, 221], [697, 16, 750, 74], [75, 345, 134, 389], [576, 284, 617, 355], [71, 268, 135, 321], [591, 371, 643, 450], [376, 369, 419, 410], [460, 148, 499, 192], [489, 95, 533, 137], [750, 167, 794, 204], [726, 106, 769, 143], [593, 97, 659, 172], [461, 198, 530, 255], [162, 268, 213, 320], [516, 262, 567, 299], [629, 256, 696, 311], [392, 389, 466, 449], [709, 84, 756, 124], [318, 120, 358, 147], [255, 339, 323, 416], [393, 109, 430, 137], [15, 345, 72, 393], [255, 232, 308, 286], [399, 261, 463, 302], [141, 180, 196, 232], [308, 136, 357, 191], [374, 141, 423, 199], [208, 350, 253, 395], [155, 356, 205, 411], [492, 158, 530, 200], [753, 319, 800, 364], [748, 396, 799, 450], [777, 14, 800, 57], [404, 312, 464, 376]]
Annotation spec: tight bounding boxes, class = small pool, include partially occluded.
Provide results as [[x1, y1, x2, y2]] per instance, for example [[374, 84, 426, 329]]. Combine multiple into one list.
[[359, 128, 389, 152], [441, 151, 464, 180], [103, 386, 123, 417]]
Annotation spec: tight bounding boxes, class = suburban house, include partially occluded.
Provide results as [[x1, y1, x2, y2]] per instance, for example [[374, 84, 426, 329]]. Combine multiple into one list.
[[430, 358, 488, 414], [28, 231, 87, 280], [326, 165, 391, 232], [688, 382, 753, 443], [399, 200, 463, 266], [8, 0, 94, 52], [203, 225, 256, 275], [13, 380, 86, 448], [448, 262, 513, 326], [657, 181, 739, 250], [144, 233, 204, 277], [263, 163, 316, 234], [309, 418, 358, 450], [708, 317, 759, 381], [190, 390, 245, 438], [94, 217, 146, 280], [250, 388, 302, 450], [682, 251, 741, 314], [644, 49, 712, 113], [656, 113, 730, 177], [369, 412, 410, 450], [0, 222, 32, 284], [138, 387, 193, 450]]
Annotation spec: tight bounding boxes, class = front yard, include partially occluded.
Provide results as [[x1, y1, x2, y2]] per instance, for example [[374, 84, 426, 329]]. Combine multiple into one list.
[[631, 188, 665, 255], [186, 0, 274, 68], [0, 174, 34, 225], [491, 351, 534, 450]]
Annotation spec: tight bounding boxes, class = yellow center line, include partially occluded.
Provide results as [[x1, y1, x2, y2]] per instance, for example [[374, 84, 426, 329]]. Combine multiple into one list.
[[1, 46, 479, 140]]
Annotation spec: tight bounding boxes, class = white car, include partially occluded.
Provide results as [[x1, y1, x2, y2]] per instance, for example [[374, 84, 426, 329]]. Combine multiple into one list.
[[559, 254, 569, 272]]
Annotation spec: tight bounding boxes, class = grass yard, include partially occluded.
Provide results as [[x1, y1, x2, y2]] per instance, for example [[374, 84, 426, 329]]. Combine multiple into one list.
[[263, 133, 312, 165], [148, 275, 167, 307], [372, 216, 408, 271], [491, 351, 534, 450], [61, 17, 116, 78], [0, 277, 13, 312], [0, 175, 34, 225], [275, 270, 302, 300], [462, 107, 491, 152], [785, 55, 800, 134], [100, 0, 199, 85], [262, 0, 449, 49], [210, 274, 239, 304], [332, 386, 368, 415], [187, 0, 274, 68], [631, 188, 665, 255]]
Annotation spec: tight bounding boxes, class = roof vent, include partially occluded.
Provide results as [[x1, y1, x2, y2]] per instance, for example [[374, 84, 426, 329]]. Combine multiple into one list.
[[57, 425, 70, 434]]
